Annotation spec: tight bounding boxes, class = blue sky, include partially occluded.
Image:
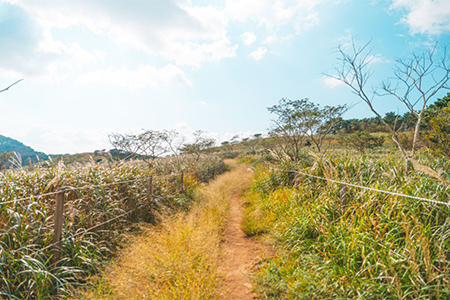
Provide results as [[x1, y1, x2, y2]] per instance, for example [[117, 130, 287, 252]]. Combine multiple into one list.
[[0, 0, 449, 154]]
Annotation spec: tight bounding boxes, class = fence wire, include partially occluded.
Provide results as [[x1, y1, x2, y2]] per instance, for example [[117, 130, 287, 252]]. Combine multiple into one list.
[[3, 172, 183, 253], [271, 167, 450, 207], [41, 208, 136, 252], [0, 172, 181, 206]]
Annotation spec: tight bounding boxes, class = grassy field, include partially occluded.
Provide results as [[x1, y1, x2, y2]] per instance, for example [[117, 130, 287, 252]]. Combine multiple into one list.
[[79, 161, 253, 299], [242, 150, 450, 299], [0, 154, 226, 299], [3, 135, 450, 299]]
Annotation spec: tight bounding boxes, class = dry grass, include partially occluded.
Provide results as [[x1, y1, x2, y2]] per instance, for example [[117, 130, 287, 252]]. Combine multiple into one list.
[[244, 153, 450, 299], [1, 154, 227, 298], [79, 161, 253, 300]]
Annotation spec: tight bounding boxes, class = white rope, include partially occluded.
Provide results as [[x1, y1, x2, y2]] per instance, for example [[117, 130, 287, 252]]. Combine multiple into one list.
[[68, 178, 146, 192], [272, 167, 450, 207], [1, 173, 183, 206], [41, 209, 135, 252], [0, 190, 62, 205], [1, 177, 149, 205]]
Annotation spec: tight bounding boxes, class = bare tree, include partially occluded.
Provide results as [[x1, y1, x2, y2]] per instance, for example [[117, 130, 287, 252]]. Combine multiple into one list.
[[380, 44, 450, 157], [137, 130, 168, 161], [180, 130, 215, 161], [108, 132, 141, 159], [0, 79, 23, 94], [161, 130, 186, 170], [108, 130, 167, 166], [327, 38, 450, 169]]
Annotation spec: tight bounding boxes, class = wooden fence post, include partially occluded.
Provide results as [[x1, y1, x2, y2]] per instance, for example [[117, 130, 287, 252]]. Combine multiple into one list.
[[148, 176, 153, 199], [52, 189, 65, 264], [180, 172, 184, 193], [340, 183, 348, 213]]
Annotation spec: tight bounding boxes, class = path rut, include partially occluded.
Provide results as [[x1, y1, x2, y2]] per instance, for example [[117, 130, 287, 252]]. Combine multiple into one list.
[[219, 184, 269, 299]]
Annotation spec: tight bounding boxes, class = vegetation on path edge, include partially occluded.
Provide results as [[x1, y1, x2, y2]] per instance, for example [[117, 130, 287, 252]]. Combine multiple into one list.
[[242, 153, 450, 299], [79, 160, 254, 299]]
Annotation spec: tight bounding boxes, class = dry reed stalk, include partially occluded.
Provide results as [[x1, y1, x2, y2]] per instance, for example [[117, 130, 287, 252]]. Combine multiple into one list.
[[80, 163, 253, 299]]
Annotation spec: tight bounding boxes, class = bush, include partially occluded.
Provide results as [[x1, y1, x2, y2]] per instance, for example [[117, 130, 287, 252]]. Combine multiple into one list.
[[344, 131, 385, 153], [425, 107, 450, 159]]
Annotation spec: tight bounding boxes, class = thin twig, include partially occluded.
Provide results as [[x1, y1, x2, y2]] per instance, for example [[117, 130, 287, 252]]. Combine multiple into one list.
[[0, 79, 24, 94]]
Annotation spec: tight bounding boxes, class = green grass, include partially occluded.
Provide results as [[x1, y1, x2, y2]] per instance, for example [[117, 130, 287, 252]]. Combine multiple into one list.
[[244, 150, 450, 299], [0, 154, 226, 298], [78, 161, 252, 300]]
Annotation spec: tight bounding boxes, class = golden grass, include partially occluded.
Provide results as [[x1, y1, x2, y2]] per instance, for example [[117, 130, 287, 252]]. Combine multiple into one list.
[[79, 162, 253, 300]]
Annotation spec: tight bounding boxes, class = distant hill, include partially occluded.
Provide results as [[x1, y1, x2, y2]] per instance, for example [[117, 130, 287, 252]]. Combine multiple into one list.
[[0, 135, 48, 165]]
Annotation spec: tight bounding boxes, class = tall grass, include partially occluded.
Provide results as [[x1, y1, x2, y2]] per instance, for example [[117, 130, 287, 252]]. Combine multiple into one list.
[[244, 152, 450, 299], [80, 161, 252, 299], [0, 154, 225, 298]]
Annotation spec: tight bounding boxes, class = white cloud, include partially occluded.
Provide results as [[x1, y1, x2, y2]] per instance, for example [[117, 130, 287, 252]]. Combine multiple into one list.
[[6, 120, 110, 154], [5, 0, 238, 68], [323, 76, 345, 88], [171, 122, 256, 147], [249, 48, 268, 61], [0, 0, 328, 81], [0, 68, 22, 80], [76, 64, 191, 89], [391, 0, 450, 35], [241, 32, 257, 46], [225, 0, 321, 30], [217, 131, 254, 143], [225, 0, 324, 52], [0, 2, 106, 81], [294, 12, 319, 34], [367, 54, 387, 65], [0, 0, 331, 87]]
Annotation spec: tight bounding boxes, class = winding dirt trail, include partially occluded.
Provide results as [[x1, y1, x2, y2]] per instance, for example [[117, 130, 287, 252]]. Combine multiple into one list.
[[77, 162, 270, 299], [219, 170, 270, 300]]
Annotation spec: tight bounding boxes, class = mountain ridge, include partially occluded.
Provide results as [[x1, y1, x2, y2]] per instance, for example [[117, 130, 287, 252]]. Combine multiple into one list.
[[0, 135, 48, 165]]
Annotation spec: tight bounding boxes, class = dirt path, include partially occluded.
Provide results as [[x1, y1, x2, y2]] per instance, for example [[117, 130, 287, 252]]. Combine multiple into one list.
[[77, 162, 268, 299], [219, 183, 269, 299]]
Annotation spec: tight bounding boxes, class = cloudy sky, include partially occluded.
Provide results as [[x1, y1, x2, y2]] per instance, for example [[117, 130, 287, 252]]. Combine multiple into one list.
[[0, 0, 449, 154]]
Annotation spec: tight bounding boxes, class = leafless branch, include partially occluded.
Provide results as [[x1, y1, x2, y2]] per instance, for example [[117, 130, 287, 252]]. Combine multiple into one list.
[[0, 79, 24, 94], [326, 38, 450, 167]]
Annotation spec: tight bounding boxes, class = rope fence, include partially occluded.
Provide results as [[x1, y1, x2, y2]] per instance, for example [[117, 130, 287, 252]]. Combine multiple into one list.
[[41, 208, 136, 253], [0, 171, 186, 264], [0, 172, 182, 205], [271, 167, 450, 207]]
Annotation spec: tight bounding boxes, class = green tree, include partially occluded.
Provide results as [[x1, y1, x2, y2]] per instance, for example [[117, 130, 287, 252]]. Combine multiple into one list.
[[425, 107, 450, 159], [268, 98, 310, 162], [268, 98, 347, 161], [423, 92, 450, 125], [303, 103, 347, 152], [383, 112, 398, 127], [241, 133, 263, 154], [345, 131, 385, 154]]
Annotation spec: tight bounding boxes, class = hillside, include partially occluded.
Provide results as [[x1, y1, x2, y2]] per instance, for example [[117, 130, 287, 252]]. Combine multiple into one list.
[[0, 135, 48, 165]]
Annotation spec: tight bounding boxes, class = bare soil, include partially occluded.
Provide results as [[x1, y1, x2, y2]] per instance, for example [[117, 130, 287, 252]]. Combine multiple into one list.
[[219, 193, 271, 299]]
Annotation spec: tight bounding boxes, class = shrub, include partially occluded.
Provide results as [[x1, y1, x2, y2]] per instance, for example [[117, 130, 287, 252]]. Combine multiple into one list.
[[345, 131, 385, 154]]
